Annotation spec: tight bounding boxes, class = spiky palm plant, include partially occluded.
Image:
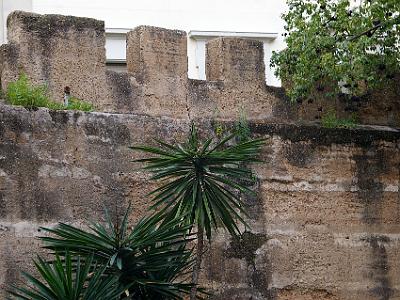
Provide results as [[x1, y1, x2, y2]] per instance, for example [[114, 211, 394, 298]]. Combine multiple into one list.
[[38, 208, 198, 300], [132, 124, 264, 299], [8, 253, 126, 300]]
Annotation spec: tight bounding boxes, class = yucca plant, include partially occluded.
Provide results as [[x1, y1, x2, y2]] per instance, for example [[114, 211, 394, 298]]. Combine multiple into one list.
[[132, 123, 265, 299], [39, 207, 198, 299], [8, 252, 126, 300]]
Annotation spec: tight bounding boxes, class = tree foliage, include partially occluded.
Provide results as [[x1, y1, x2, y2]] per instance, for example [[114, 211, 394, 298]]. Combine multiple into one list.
[[271, 0, 400, 102]]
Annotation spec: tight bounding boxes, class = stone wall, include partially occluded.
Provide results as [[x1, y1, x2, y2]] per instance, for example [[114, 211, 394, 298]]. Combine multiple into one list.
[[0, 11, 398, 125], [0, 104, 399, 299], [0, 10, 399, 300]]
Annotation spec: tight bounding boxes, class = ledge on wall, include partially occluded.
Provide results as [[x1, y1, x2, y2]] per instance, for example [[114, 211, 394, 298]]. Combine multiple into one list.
[[188, 30, 278, 40]]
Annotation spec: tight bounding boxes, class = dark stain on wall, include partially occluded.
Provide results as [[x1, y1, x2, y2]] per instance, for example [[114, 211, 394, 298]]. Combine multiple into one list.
[[83, 118, 131, 145], [0, 143, 41, 220], [39, 39, 52, 82], [225, 231, 267, 265], [0, 191, 6, 218], [225, 231, 274, 298], [49, 110, 69, 126], [106, 71, 138, 111], [0, 43, 20, 71], [284, 142, 315, 168], [0, 112, 33, 140], [242, 187, 264, 221], [354, 146, 395, 299], [269, 86, 297, 121], [188, 79, 211, 104], [362, 235, 394, 300], [251, 269, 277, 299], [250, 123, 400, 147], [0, 116, 68, 220], [353, 149, 386, 224]]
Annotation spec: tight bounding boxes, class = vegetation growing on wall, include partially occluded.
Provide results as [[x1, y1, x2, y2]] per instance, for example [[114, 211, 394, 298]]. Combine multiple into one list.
[[321, 109, 357, 128], [64, 97, 94, 112], [235, 110, 251, 142], [270, 0, 400, 102], [5, 74, 94, 112]]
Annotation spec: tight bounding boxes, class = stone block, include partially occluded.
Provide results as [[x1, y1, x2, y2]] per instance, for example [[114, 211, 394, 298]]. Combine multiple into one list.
[[2, 11, 108, 108], [206, 37, 265, 87], [126, 26, 189, 118], [126, 26, 187, 80]]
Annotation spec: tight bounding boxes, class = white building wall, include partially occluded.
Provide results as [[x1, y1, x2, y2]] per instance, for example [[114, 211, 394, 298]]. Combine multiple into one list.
[[1, 0, 287, 86], [0, 0, 32, 43]]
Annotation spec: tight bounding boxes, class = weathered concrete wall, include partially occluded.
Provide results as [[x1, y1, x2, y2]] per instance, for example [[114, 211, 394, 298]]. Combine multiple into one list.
[[188, 38, 280, 120], [0, 11, 398, 125], [0, 103, 399, 299]]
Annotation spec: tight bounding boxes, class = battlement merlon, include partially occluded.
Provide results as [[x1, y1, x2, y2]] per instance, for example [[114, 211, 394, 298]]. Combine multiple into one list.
[[126, 26, 188, 81], [206, 37, 266, 87], [7, 11, 105, 43], [2, 11, 108, 108]]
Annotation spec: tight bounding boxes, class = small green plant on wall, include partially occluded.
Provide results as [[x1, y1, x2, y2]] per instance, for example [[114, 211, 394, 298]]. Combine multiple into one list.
[[5, 74, 94, 112], [67, 97, 94, 112], [321, 109, 357, 129], [234, 109, 251, 142], [211, 108, 225, 137]]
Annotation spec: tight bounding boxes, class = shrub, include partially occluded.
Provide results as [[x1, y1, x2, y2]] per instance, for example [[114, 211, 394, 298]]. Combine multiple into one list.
[[5, 74, 62, 109], [5, 74, 94, 112], [36, 207, 197, 299], [9, 207, 197, 299], [8, 253, 127, 300]]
